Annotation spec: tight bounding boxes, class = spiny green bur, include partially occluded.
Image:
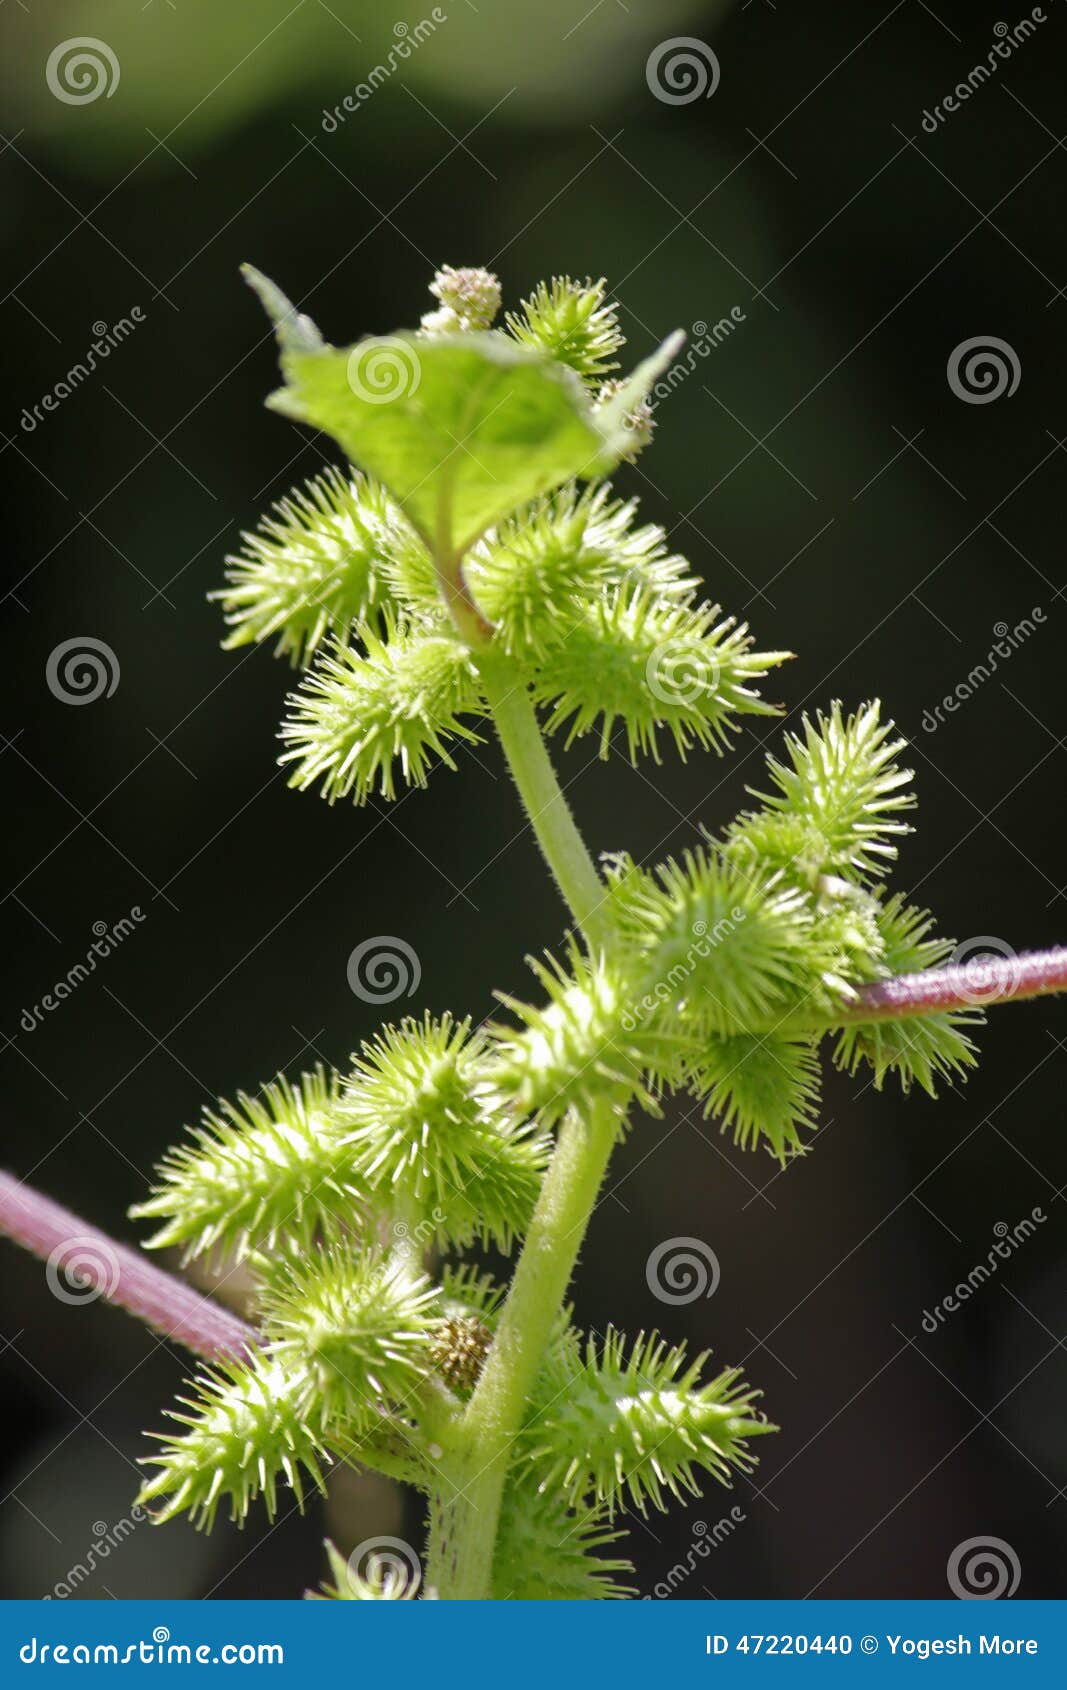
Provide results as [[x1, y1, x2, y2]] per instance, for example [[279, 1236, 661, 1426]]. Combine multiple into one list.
[[133, 264, 983, 1600]]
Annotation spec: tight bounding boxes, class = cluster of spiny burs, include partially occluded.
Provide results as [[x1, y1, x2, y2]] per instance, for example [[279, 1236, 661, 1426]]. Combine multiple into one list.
[[130, 264, 981, 1600]]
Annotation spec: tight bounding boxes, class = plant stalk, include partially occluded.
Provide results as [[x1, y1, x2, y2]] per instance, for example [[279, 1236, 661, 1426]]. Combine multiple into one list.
[[475, 652, 610, 950], [424, 645, 619, 1597], [0, 1170, 255, 1363], [844, 945, 1067, 1021], [430, 1097, 618, 1599]]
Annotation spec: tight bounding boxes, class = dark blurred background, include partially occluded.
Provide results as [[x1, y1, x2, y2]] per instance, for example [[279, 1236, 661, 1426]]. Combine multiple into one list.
[[1, 0, 1064, 1602]]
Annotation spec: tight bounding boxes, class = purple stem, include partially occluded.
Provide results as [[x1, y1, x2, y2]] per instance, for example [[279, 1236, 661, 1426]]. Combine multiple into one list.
[[1, 952, 1064, 1352], [845, 945, 1067, 1022], [0, 1169, 256, 1364]]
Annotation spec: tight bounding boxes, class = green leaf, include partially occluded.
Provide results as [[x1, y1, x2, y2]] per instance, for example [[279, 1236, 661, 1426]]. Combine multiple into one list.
[[245, 267, 686, 554], [592, 329, 685, 461], [241, 264, 324, 362], [266, 331, 605, 559]]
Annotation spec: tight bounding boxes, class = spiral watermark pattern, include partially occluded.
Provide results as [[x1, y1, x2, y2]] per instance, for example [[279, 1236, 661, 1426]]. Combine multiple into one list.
[[46, 637, 120, 705], [947, 1535, 1021, 1599], [947, 336, 1020, 404], [646, 640, 719, 707], [347, 935, 421, 1003], [45, 38, 120, 105], [646, 1237, 720, 1305], [646, 37, 720, 105], [347, 1535, 422, 1598], [347, 337, 421, 403], [949, 936, 1022, 1005], [45, 1235, 121, 1306]]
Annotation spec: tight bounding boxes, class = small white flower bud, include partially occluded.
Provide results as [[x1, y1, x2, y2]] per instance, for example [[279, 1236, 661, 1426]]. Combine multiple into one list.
[[420, 265, 502, 334]]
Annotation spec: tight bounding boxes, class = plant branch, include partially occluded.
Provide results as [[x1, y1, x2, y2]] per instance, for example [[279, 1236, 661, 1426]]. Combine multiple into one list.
[[842, 946, 1067, 1022], [475, 651, 610, 949], [0, 1170, 256, 1364], [431, 1098, 619, 1599], [412, 640, 622, 1596]]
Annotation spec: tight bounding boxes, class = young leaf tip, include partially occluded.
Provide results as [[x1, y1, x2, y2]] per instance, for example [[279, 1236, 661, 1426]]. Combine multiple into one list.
[[241, 262, 324, 357]]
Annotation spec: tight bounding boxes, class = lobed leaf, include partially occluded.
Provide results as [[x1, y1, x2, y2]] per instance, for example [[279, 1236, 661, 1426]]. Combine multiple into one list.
[[266, 331, 605, 559]]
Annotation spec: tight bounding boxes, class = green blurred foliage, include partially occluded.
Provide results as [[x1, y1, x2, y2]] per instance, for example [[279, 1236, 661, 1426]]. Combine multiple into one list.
[[6, 0, 727, 164]]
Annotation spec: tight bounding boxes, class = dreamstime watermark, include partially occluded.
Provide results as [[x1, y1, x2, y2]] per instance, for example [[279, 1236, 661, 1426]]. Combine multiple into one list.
[[321, 13, 448, 130], [920, 611, 1045, 731], [19, 1630, 284, 1666], [920, 1208, 1046, 1333], [44, 1510, 146, 1599], [642, 1508, 746, 1598], [947, 1535, 1021, 1599], [622, 910, 746, 1033], [947, 935, 1022, 1004], [20, 908, 146, 1034], [347, 337, 422, 403], [347, 935, 421, 1002], [920, 11, 1051, 132], [46, 637, 121, 705], [646, 636, 720, 708], [646, 37, 720, 105], [45, 37, 120, 105], [947, 335, 1020, 403], [392, 1208, 446, 1250], [21, 310, 146, 433], [648, 311, 747, 410], [646, 1237, 720, 1305], [45, 1234, 121, 1307], [346, 1535, 422, 1597]]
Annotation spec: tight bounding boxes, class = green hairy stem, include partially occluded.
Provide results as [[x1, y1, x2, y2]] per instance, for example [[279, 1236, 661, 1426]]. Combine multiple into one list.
[[2, 261, 1062, 1604], [474, 653, 610, 951], [434, 1100, 620, 1598]]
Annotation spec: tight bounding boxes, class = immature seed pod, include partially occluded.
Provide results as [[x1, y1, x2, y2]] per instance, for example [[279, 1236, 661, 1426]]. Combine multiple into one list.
[[431, 1313, 494, 1394]]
